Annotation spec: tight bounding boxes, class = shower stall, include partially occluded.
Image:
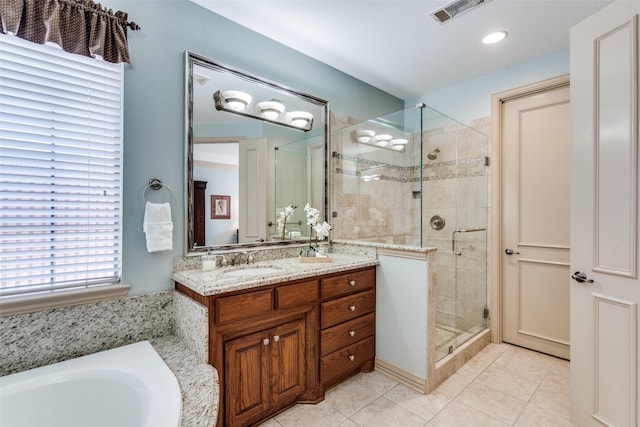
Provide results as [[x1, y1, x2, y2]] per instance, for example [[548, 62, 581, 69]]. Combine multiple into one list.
[[331, 104, 489, 379]]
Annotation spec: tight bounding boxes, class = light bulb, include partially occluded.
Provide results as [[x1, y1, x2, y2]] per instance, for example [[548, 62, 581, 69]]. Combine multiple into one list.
[[482, 31, 508, 45], [258, 101, 285, 120], [220, 90, 252, 111], [355, 130, 375, 143], [289, 111, 313, 128]]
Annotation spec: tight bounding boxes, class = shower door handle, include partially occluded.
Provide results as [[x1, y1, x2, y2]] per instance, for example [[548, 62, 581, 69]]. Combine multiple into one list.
[[505, 248, 520, 255], [452, 228, 486, 255]]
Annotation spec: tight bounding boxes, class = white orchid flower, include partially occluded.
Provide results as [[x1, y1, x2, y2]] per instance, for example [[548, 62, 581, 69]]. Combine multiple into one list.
[[313, 221, 333, 240], [304, 203, 320, 226]]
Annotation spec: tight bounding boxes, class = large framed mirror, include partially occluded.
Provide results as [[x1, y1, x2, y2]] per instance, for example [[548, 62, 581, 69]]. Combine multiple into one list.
[[185, 52, 328, 254]]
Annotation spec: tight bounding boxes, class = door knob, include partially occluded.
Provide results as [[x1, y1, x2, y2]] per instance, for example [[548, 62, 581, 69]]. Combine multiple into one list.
[[571, 271, 594, 283], [505, 248, 520, 255]]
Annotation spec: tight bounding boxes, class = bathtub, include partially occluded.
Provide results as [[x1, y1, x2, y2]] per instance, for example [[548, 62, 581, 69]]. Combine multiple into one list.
[[0, 341, 182, 427]]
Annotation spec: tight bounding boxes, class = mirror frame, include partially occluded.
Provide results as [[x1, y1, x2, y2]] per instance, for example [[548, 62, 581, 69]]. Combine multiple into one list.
[[184, 51, 330, 254]]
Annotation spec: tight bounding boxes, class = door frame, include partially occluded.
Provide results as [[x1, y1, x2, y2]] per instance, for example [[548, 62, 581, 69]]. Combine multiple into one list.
[[489, 74, 570, 344]]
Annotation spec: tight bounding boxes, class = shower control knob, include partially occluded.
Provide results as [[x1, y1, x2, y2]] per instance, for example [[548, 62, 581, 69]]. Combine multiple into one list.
[[505, 248, 520, 255]]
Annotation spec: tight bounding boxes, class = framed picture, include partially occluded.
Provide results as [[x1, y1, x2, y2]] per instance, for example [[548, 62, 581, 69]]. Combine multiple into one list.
[[211, 195, 230, 219]]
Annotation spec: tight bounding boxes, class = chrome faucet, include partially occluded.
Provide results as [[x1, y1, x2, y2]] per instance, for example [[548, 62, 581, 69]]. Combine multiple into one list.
[[247, 251, 258, 264], [232, 251, 247, 266], [217, 254, 227, 268]]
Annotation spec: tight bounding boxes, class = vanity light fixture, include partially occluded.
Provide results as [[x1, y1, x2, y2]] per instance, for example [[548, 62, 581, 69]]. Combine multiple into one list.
[[213, 90, 313, 131], [216, 90, 252, 111], [258, 101, 285, 120], [482, 31, 508, 45], [351, 129, 409, 152], [289, 111, 314, 129]]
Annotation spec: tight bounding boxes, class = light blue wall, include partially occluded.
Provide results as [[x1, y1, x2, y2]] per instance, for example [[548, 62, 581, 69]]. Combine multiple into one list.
[[406, 49, 570, 124], [376, 255, 428, 378], [103, 0, 403, 295]]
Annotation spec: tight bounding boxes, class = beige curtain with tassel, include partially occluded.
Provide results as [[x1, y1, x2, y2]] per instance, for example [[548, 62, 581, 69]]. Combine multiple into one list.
[[0, 0, 140, 64]]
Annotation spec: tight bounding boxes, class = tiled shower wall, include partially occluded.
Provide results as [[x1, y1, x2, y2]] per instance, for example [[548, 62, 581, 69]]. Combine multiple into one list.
[[331, 111, 415, 245]]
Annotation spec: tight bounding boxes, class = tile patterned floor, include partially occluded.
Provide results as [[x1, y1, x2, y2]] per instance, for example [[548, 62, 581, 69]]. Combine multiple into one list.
[[258, 343, 574, 427]]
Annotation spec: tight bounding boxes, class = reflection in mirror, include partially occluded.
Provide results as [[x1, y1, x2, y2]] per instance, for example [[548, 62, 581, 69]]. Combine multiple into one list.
[[186, 52, 328, 254]]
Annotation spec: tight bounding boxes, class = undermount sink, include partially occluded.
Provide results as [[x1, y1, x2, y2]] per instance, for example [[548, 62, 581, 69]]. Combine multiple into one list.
[[223, 267, 282, 277]]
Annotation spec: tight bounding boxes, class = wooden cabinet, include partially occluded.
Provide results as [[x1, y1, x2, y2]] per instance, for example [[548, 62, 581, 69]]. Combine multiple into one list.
[[226, 319, 305, 426], [175, 266, 376, 427], [320, 269, 376, 387]]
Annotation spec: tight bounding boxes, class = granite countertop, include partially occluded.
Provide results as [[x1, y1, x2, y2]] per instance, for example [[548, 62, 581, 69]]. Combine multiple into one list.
[[150, 336, 219, 427], [172, 253, 378, 296]]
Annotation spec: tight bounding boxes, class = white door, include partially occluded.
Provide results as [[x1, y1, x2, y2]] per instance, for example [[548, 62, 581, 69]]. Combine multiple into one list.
[[570, 2, 640, 426], [239, 138, 268, 243], [500, 80, 571, 359]]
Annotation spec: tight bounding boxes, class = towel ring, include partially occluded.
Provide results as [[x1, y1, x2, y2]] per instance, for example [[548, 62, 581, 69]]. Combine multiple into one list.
[[143, 178, 173, 203]]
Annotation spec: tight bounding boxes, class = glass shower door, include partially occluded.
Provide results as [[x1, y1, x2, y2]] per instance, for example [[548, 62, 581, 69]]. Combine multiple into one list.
[[422, 109, 488, 361], [452, 120, 488, 353]]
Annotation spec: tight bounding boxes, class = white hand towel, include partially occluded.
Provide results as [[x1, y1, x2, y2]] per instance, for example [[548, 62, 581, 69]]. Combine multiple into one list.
[[143, 202, 173, 253]]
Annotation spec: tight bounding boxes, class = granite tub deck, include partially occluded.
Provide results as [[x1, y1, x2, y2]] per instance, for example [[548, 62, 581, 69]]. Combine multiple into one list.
[[172, 253, 379, 295], [150, 336, 219, 427]]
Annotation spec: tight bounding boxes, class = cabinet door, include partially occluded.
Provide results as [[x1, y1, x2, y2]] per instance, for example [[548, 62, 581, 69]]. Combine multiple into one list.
[[226, 330, 270, 427], [271, 319, 306, 407]]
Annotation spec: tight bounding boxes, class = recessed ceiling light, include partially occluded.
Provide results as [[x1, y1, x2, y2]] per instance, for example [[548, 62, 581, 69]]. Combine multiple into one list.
[[482, 31, 508, 45]]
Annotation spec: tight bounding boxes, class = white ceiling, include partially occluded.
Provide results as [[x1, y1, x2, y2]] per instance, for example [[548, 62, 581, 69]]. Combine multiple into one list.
[[190, 0, 612, 100]]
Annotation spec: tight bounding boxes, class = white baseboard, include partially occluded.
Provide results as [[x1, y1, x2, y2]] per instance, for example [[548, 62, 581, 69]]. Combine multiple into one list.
[[375, 358, 427, 394]]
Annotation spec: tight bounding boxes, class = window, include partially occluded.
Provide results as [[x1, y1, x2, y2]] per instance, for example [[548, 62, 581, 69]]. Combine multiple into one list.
[[0, 33, 124, 302]]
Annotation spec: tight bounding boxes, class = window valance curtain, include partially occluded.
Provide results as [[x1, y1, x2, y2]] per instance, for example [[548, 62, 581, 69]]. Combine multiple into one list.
[[0, 0, 139, 64]]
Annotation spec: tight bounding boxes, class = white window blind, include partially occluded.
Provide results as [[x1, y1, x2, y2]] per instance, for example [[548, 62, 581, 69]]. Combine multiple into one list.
[[0, 33, 123, 297]]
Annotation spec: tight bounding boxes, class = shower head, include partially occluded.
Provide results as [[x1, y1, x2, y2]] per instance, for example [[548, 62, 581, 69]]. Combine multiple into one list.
[[427, 147, 440, 160]]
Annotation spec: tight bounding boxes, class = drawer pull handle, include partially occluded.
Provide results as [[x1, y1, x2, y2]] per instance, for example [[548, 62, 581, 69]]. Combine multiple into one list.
[[273, 335, 280, 343], [348, 355, 355, 362], [262, 338, 269, 346], [349, 280, 356, 286], [349, 305, 356, 312], [349, 330, 356, 337]]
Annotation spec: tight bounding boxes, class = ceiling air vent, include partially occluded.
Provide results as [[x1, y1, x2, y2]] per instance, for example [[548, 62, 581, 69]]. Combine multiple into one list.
[[430, 0, 492, 23]]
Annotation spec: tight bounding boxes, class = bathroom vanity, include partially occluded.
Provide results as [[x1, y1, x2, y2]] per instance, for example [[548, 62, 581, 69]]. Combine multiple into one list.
[[173, 254, 377, 427]]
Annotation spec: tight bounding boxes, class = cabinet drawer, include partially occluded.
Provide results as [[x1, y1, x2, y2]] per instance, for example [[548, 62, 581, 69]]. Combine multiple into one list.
[[275, 280, 318, 309], [216, 289, 272, 324], [321, 268, 375, 300], [321, 312, 375, 356], [321, 289, 375, 329], [320, 336, 375, 385]]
